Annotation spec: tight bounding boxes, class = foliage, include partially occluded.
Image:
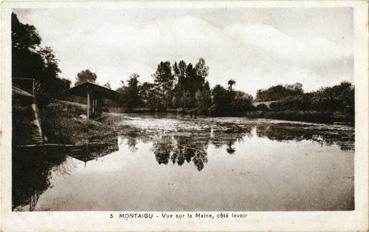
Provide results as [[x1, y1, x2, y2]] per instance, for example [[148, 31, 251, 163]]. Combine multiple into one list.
[[171, 58, 211, 110], [75, 69, 97, 86], [252, 82, 354, 124], [256, 103, 269, 111], [116, 73, 144, 110], [209, 85, 231, 116], [152, 61, 175, 109], [311, 82, 354, 113], [256, 82, 303, 101], [209, 84, 254, 116], [139, 82, 158, 110], [228, 79, 236, 91], [267, 82, 354, 114], [125, 73, 142, 109], [116, 58, 255, 116], [12, 13, 68, 105]]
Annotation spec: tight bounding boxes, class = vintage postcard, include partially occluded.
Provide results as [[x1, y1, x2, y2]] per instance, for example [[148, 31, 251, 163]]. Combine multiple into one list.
[[1, 0, 368, 231]]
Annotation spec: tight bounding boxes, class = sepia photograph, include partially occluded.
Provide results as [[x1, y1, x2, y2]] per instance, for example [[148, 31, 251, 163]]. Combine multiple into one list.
[[1, 1, 368, 231]]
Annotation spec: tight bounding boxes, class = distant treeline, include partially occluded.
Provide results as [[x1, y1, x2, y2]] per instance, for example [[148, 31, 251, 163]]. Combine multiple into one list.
[[115, 59, 354, 123], [255, 82, 354, 113], [250, 82, 354, 124]]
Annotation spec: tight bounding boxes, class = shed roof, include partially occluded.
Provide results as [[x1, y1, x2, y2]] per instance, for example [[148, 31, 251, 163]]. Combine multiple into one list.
[[13, 85, 33, 98], [65, 82, 119, 100]]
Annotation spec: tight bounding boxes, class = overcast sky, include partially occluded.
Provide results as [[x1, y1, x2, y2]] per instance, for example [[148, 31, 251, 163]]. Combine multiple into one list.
[[14, 7, 353, 96]]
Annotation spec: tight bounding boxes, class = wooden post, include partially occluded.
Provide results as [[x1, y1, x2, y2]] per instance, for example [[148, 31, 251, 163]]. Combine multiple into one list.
[[93, 97, 96, 116], [32, 79, 35, 96], [91, 95, 94, 117], [86, 90, 90, 120], [94, 97, 96, 117]]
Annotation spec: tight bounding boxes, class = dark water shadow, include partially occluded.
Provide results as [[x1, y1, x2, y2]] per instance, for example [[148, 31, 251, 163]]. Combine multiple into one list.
[[12, 140, 119, 211], [12, 146, 67, 211]]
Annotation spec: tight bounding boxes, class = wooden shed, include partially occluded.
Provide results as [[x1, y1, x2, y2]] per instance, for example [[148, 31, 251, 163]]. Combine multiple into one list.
[[66, 82, 119, 120]]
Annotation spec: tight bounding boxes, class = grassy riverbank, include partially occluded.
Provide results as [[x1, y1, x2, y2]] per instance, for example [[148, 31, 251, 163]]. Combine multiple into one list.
[[38, 100, 118, 145]]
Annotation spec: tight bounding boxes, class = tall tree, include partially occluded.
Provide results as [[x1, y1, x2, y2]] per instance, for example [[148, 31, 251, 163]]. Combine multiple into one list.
[[12, 12, 66, 104], [172, 60, 188, 107], [12, 12, 45, 81], [194, 58, 209, 80], [125, 73, 142, 109], [75, 69, 97, 86], [228, 79, 236, 91], [153, 61, 174, 109], [195, 81, 212, 114], [139, 81, 156, 107]]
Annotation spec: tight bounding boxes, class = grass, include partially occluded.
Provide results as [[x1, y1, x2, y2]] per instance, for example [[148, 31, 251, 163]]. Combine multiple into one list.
[[38, 100, 118, 145]]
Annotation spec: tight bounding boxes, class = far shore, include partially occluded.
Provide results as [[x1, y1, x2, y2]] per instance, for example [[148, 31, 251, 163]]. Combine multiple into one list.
[[117, 107, 354, 126]]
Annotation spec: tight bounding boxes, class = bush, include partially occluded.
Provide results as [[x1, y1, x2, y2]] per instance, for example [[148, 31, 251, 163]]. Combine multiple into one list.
[[264, 111, 333, 123], [256, 104, 269, 111]]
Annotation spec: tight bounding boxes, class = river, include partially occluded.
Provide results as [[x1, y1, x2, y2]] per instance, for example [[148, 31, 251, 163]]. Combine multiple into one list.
[[12, 114, 354, 211]]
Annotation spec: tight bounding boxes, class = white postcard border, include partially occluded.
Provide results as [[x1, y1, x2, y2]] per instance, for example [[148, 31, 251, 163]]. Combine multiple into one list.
[[1, 1, 368, 231]]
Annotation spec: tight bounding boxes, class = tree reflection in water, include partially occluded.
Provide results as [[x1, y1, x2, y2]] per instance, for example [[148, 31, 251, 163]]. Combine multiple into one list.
[[149, 126, 254, 170], [210, 123, 253, 155], [152, 133, 210, 171], [153, 136, 173, 165], [121, 121, 354, 171], [255, 123, 354, 151], [226, 141, 236, 154]]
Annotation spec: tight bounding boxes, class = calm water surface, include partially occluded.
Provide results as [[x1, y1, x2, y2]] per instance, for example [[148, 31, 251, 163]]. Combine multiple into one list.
[[13, 114, 354, 211]]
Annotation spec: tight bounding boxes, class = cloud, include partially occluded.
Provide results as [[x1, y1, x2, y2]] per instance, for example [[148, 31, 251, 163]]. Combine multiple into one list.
[[15, 11, 353, 96], [224, 23, 351, 62]]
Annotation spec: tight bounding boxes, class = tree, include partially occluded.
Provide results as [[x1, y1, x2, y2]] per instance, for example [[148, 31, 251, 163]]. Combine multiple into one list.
[[103, 82, 111, 89], [61, 78, 71, 90], [256, 83, 304, 101], [153, 61, 174, 109], [125, 73, 142, 109], [172, 58, 210, 109], [39, 47, 61, 79], [195, 81, 211, 114], [228, 79, 236, 91], [12, 12, 67, 105], [310, 81, 354, 113], [194, 58, 209, 80], [139, 82, 156, 107], [75, 69, 97, 86], [12, 13, 41, 50], [12, 12, 45, 81], [209, 82, 253, 116], [231, 91, 254, 114], [209, 85, 231, 116], [172, 60, 188, 107]]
